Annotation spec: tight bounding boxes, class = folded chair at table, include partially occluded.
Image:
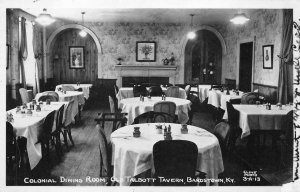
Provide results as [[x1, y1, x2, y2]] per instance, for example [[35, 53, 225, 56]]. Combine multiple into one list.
[[153, 140, 202, 186]]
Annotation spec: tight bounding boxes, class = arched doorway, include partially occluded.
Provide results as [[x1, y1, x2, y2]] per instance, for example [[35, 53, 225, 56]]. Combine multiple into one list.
[[46, 24, 102, 83], [184, 27, 226, 85], [50, 28, 98, 83]]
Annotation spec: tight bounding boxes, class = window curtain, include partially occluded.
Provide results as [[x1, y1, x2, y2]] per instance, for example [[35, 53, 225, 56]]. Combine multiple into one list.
[[33, 24, 42, 94], [19, 17, 27, 88], [277, 9, 293, 104]]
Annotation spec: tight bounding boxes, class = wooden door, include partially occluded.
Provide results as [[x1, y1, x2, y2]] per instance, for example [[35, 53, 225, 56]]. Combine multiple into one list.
[[239, 42, 253, 92]]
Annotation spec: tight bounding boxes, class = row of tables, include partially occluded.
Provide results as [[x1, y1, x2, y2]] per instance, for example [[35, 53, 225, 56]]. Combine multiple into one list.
[[7, 84, 92, 170]]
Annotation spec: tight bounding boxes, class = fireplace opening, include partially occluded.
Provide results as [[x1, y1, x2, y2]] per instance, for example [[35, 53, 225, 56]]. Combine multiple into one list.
[[122, 77, 169, 87]]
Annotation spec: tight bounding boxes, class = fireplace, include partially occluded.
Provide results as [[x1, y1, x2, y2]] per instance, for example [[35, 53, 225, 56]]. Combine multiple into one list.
[[115, 65, 177, 88], [122, 77, 169, 87]]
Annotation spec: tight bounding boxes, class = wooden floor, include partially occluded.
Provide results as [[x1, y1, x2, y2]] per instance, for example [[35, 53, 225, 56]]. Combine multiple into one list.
[[8, 101, 293, 186]]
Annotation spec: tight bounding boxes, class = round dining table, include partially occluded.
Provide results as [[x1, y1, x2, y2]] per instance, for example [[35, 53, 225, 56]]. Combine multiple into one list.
[[35, 91, 85, 123], [119, 97, 191, 125], [110, 123, 224, 186]]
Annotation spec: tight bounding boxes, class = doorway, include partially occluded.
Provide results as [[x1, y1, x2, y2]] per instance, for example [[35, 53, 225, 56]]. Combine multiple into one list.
[[239, 42, 253, 92], [184, 29, 222, 84]]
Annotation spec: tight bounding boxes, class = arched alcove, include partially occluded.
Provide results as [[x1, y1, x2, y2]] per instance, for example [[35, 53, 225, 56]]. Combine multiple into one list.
[[180, 25, 226, 84], [46, 24, 103, 82]]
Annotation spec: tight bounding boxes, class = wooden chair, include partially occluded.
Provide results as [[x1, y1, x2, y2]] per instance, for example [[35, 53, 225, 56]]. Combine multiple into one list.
[[229, 98, 241, 104], [108, 95, 119, 113], [153, 140, 199, 186], [38, 95, 59, 102], [6, 121, 20, 185], [62, 85, 75, 91], [165, 86, 180, 98], [36, 111, 56, 161], [96, 123, 112, 185], [133, 111, 174, 124], [241, 92, 259, 104], [133, 84, 148, 97], [148, 86, 163, 96], [226, 102, 241, 152], [19, 88, 30, 104], [279, 110, 293, 168], [113, 84, 119, 95], [51, 104, 65, 156], [153, 101, 176, 123], [95, 112, 127, 133], [62, 100, 75, 147], [213, 122, 233, 157]]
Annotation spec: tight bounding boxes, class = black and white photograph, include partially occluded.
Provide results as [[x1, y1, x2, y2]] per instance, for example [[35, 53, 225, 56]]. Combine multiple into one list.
[[2, 0, 300, 192]]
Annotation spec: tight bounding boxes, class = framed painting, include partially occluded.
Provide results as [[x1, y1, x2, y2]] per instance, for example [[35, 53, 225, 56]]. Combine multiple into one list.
[[136, 41, 156, 62], [69, 46, 85, 69], [262, 45, 273, 69]]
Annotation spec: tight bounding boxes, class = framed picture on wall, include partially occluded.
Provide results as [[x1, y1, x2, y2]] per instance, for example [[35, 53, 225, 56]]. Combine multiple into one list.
[[262, 45, 273, 69], [136, 41, 156, 62], [69, 46, 85, 69]]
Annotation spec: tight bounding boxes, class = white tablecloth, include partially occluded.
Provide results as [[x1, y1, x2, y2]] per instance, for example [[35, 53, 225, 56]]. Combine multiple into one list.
[[7, 102, 67, 170], [35, 91, 85, 124], [111, 123, 224, 186], [208, 90, 243, 119], [233, 105, 293, 138], [116, 87, 187, 102], [119, 97, 191, 125], [55, 84, 92, 99], [191, 85, 211, 102]]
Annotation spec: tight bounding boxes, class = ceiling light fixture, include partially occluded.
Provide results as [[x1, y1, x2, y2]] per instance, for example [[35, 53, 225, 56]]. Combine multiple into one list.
[[79, 12, 87, 37], [187, 14, 196, 39], [35, 8, 55, 26], [230, 11, 250, 25]]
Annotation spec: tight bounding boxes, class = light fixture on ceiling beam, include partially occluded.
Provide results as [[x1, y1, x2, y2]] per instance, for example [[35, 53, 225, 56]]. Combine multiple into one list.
[[35, 8, 55, 26], [187, 14, 196, 39], [79, 12, 87, 37], [230, 11, 250, 25]]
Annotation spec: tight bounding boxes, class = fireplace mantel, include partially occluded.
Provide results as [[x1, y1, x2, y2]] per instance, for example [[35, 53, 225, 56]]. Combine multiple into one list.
[[115, 65, 178, 87], [115, 65, 177, 70]]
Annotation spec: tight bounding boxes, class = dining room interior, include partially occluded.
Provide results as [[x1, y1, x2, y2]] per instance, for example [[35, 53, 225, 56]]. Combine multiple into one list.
[[5, 7, 295, 187]]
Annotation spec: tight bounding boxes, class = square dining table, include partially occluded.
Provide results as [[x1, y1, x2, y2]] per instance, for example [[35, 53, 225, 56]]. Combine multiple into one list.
[[233, 104, 293, 138]]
